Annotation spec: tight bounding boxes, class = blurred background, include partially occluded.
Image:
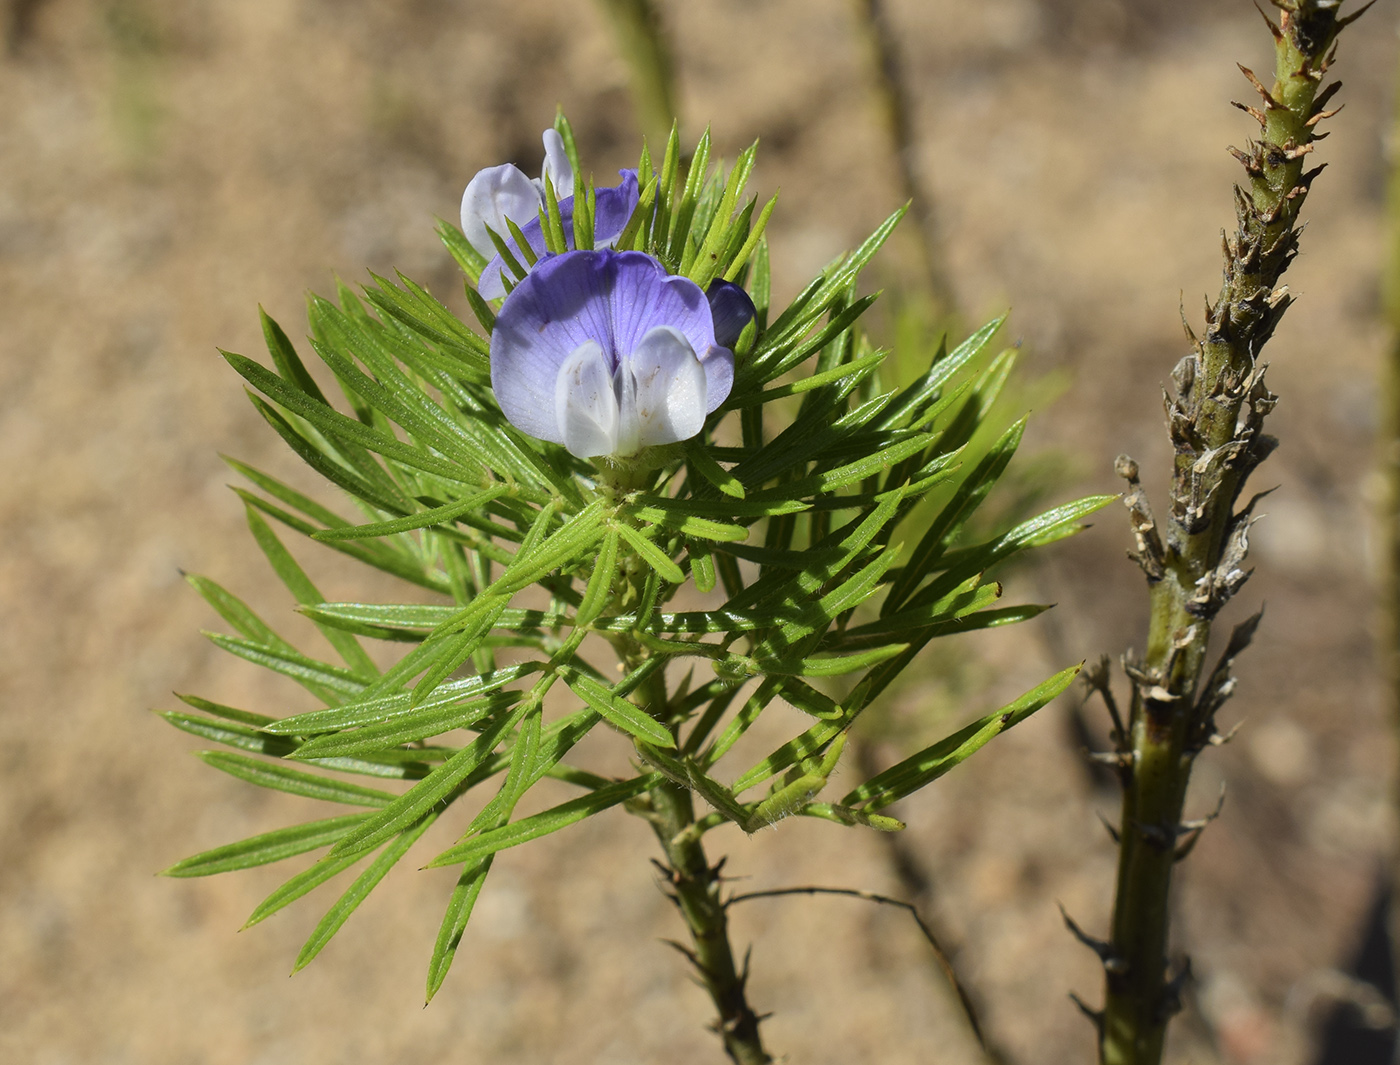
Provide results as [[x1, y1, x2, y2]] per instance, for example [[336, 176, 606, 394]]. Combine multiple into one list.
[[1, 1, 1396, 1062]]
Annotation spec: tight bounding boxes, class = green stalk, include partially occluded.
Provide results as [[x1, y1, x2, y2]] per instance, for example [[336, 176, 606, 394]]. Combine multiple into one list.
[[849, 0, 954, 313], [594, 0, 678, 149], [647, 780, 772, 1065], [1095, 4, 1359, 1062], [611, 550, 773, 1065]]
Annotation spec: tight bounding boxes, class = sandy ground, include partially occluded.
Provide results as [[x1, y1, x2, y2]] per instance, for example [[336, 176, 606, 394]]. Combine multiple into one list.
[[1, 1, 1396, 1063]]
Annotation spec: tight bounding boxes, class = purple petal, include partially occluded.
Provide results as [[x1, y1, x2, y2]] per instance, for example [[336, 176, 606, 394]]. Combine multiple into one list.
[[476, 170, 639, 300], [705, 279, 756, 350], [594, 170, 641, 247]]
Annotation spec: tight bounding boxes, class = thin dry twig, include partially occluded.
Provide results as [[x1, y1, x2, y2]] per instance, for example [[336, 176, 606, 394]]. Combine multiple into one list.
[[727, 885, 992, 1057]]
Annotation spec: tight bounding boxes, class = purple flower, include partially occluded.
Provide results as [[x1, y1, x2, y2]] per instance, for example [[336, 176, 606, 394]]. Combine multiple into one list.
[[473, 171, 640, 301], [491, 250, 735, 460], [460, 129, 642, 300]]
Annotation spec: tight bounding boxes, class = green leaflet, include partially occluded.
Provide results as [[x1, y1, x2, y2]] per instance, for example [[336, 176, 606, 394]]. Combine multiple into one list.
[[906, 494, 1117, 609], [203, 634, 365, 700], [198, 751, 397, 807], [292, 812, 439, 974], [425, 773, 662, 868], [162, 814, 368, 878], [632, 494, 807, 520], [615, 521, 685, 583], [560, 668, 675, 748], [263, 662, 542, 735], [290, 690, 521, 760], [626, 502, 749, 542], [753, 642, 908, 678], [185, 573, 290, 652], [841, 665, 1082, 811], [685, 444, 746, 499], [162, 711, 298, 760], [302, 603, 566, 641], [426, 857, 493, 1003], [312, 484, 510, 541]]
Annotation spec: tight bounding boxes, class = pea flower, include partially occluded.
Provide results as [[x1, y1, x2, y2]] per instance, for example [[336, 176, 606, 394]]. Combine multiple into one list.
[[491, 249, 749, 460], [461, 131, 641, 300]]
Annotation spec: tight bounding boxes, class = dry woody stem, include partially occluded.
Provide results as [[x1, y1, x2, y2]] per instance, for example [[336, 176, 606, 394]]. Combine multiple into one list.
[[1088, 4, 1362, 1063]]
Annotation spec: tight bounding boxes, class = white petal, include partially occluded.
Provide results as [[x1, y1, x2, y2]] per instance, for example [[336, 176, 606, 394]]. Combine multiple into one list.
[[461, 163, 542, 260], [538, 128, 574, 202], [615, 349, 641, 457], [623, 326, 708, 451], [556, 341, 619, 459]]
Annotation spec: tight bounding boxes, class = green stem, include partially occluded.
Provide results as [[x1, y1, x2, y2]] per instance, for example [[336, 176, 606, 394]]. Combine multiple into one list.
[[648, 781, 773, 1065], [1098, 5, 1353, 1061], [613, 573, 772, 1065], [849, 0, 954, 312], [1100, 584, 1204, 1064], [594, 0, 678, 149]]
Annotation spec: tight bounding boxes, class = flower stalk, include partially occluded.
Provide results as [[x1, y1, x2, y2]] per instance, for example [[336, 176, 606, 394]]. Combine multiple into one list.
[[849, 0, 953, 312], [594, 0, 678, 150], [1092, 4, 1362, 1062]]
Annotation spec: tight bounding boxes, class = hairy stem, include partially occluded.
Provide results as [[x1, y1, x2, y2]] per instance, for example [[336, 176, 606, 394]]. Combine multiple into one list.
[[616, 614, 772, 1065], [1099, 4, 1355, 1062], [649, 781, 773, 1065]]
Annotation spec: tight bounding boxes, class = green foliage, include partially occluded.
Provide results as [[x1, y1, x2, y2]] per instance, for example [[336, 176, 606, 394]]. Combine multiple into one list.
[[163, 119, 1108, 1000]]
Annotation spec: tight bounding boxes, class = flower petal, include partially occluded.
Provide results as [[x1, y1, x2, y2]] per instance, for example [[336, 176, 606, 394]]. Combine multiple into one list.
[[594, 170, 641, 247], [492, 249, 734, 453], [603, 253, 717, 369], [705, 279, 756, 350], [698, 345, 735, 414], [460, 163, 541, 261], [492, 251, 616, 439], [476, 171, 641, 299], [539, 128, 574, 201], [556, 341, 619, 458], [625, 325, 708, 451]]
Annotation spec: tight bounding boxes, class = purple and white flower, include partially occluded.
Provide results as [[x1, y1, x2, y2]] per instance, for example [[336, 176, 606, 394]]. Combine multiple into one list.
[[460, 130, 642, 300], [491, 250, 740, 460]]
